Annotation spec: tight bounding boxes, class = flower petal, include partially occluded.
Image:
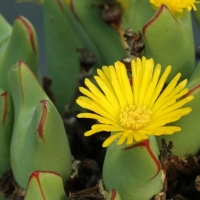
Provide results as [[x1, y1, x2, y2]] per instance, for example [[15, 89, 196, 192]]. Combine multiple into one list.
[[103, 132, 123, 147]]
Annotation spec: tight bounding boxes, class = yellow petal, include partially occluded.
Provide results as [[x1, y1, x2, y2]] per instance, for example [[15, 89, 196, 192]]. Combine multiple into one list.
[[91, 124, 124, 132], [139, 58, 154, 105], [77, 113, 119, 126], [115, 61, 134, 106], [94, 76, 120, 112], [102, 132, 123, 147], [76, 97, 118, 122], [155, 95, 194, 118], [109, 65, 128, 108], [84, 129, 101, 136], [117, 130, 131, 145], [143, 64, 161, 108], [148, 65, 172, 109], [79, 86, 117, 116], [152, 73, 181, 111], [97, 68, 116, 96]]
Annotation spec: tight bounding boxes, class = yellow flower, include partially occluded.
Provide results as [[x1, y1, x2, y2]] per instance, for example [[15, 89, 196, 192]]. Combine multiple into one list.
[[150, 0, 199, 13], [76, 57, 193, 147]]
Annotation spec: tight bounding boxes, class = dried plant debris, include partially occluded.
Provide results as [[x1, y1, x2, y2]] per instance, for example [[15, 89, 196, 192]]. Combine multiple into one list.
[[159, 139, 200, 181], [77, 48, 96, 73], [163, 154, 200, 182], [159, 139, 200, 199], [195, 175, 200, 191], [153, 191, 166, 200], [0, 170, 24, 200], [69, 179, 105, 200], [66, 159, 101, 194], [67, 160, 104, 200], [159, 139, 173, 165], [100, 0, 122, 25], [124, 29, 144, 57]]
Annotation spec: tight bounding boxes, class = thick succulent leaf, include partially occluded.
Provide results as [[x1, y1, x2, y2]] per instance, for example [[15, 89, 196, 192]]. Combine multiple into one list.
[[0, 89, 13, 178], [121, 0, 155, 31], [103, 136, 163, 200], [143, 5, 195, 81], [0, 16, 40, 91], [0, 15, 12, 63], [106, 189, 121, 200], [66, 1, 103, 68], [8, 62, 71, 190], [44, 0, 83, 113], [24, 171, 66, 200], [71, 0, 127, 65], [157, 61, 200, 157]]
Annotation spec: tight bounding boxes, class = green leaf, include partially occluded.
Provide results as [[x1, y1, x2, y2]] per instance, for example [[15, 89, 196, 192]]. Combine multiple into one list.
[[0, 16, 40, 91], [8, 62, 71, 190], [24, 171, 66, 200], [43, 0, 82, 113], [103, 136, 163, 200], [0, 14, 12, 63], [66, 2, 104, 68], [71, 0, 127, 64], [143, 5, 195, 81], [121, 0, 155, 31]]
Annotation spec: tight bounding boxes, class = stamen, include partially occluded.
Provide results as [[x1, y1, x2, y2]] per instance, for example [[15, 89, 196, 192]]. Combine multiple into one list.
[[120, 105, 153, 131]]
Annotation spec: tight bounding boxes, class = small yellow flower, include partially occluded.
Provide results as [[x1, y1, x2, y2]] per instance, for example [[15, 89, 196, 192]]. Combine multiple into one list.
[[76, 57, 193, 147], [150, 0, 199, 13]]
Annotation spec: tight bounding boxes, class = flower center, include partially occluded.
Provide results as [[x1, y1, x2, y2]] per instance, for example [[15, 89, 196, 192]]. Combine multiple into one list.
[[120, 105, 153, 131]]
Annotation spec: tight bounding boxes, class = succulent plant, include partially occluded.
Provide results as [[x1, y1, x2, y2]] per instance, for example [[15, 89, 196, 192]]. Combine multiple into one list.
[[76, 56, 193, 199], [143, 5, 195, 81], [24, 171, 66, 200], [0, 15, 40, 90], [75, 0, 200, 199], [43, 0, 82, 113], [103, 137, 163, 200], [9, 61, 71, 190], [0, 0, 200, 199], [43, 0, 128, 113], [0, 9, 72, 194], [0, 14, 40, 179]]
